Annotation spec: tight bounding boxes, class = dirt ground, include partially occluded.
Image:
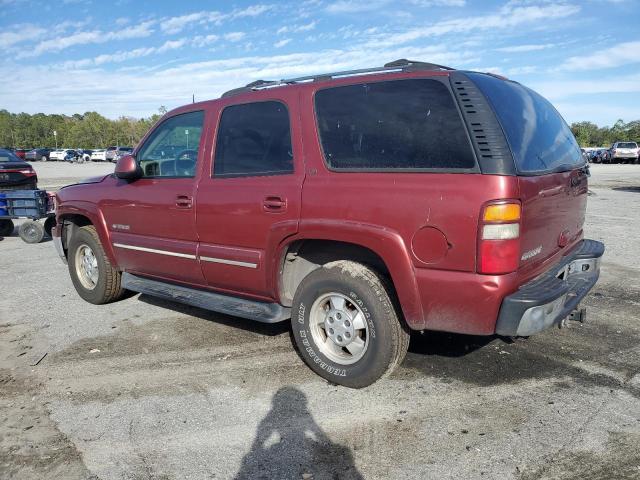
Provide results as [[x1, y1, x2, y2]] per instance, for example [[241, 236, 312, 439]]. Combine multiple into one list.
[[1, 162, 639, 480]]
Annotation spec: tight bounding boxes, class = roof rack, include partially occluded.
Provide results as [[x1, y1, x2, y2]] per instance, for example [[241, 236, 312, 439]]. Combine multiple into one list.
[[221, 59, 455, 98]]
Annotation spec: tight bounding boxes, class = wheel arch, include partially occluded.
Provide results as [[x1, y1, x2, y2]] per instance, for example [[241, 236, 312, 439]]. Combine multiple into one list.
[[57, 206, 117, 266], [275, 222, 425, 329]]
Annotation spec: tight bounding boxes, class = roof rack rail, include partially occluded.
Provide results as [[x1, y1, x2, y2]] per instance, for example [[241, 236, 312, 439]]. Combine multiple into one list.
[[221, 59, 455, 98]]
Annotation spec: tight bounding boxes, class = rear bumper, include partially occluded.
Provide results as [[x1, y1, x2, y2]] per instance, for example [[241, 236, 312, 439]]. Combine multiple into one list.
[[495, 239, 604, 336]]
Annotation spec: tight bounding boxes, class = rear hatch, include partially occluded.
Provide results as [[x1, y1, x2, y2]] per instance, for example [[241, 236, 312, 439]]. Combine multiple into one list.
[[468, 73, 588, 271]]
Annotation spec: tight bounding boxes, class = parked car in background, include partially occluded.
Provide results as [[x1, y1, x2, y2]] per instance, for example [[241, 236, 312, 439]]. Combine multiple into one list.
[[76, 149, 93, 163], [13, 149, 28, 159], [0, 148, 38, 189], [112, 147, 133, 163], [580, 148, 590, 163], [62, 149, 78, 162], [593, 148, 610, 164], [25, 148, 50, 161], [609, 142, 639, 163], [54, 60, 604, 388], [91, 149, 107, 161], [49, 149, 66, 161], [105, 146, 133, 162]]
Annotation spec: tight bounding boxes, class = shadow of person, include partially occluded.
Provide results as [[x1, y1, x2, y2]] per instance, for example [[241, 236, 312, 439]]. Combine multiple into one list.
[[235, 387, 363, 480]]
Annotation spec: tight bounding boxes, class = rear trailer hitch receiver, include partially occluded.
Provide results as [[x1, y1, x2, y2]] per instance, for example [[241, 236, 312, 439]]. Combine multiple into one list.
[[559, 307, 587, 328]]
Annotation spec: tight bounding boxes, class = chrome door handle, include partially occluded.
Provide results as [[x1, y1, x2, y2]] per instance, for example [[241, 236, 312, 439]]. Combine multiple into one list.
[[263, 196, 286, 212], [176, 195, 192, 208]]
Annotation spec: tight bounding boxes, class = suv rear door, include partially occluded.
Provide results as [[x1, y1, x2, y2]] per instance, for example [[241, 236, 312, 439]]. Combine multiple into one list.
[[195, 93, 304, 299], [467, 73, 588, 272]]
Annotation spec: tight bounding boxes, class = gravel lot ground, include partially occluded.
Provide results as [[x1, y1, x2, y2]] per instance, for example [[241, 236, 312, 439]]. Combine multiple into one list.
[[1, 162, 639, 480]]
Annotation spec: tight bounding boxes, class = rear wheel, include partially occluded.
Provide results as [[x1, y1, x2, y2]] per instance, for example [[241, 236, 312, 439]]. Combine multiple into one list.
[[291, 260, 409, 388], [18, 220, 45, 243], [0, 219, 14, 236], [68, 225, 126, 304]]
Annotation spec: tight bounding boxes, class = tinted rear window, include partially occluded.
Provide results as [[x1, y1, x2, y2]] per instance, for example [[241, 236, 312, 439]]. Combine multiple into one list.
[[617, 142, 637, 149], [314, 79, 476, 171], [467, 73, 583, 174]]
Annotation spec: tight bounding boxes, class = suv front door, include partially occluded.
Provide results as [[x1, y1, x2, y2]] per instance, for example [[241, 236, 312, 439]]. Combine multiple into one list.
[[101, 110, 207, 285], [195, 95, 304, 300]]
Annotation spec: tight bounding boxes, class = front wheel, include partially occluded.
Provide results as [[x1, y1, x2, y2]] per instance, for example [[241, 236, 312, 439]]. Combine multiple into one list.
[[68, 225, 126, 304], [291, 260, 409, 388]]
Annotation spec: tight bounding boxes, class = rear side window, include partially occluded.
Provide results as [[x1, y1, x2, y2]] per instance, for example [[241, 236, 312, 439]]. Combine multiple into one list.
[[314, 79, 476, 171], [467, 73, 583, 174], [214, 101, 293, 178]]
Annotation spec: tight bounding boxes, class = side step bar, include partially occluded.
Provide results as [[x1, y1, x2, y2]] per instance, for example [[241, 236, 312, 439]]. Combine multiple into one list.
[[122, 273, 290, 323]]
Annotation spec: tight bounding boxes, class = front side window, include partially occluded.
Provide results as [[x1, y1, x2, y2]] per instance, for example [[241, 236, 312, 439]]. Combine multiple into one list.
[[137, 111, 204, 178], [315, 79, 476, 171], [213, 101, 293, 178]]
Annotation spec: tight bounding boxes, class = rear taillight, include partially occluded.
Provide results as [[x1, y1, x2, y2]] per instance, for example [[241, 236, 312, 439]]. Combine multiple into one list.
[[477, 201, 521, 274], [19, 169, 36, 176]]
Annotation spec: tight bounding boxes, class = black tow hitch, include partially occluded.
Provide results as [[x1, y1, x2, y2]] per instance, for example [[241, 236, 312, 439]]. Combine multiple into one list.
[[559, 307, 587, 328]]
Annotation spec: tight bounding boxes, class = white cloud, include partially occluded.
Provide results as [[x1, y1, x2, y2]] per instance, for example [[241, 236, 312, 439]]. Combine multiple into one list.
[[160, 12, 214, 35], [529, 73, 640, 100], [20, 21, 155, 57], [192, 34, 220, 48], [363, 3, 580, 48], [159, 4, 272, 35], [496, 43, 554, 53], [157, 39, 187, 53], [559, 41, 640, 71], [408, 0, 466, 6], [274, 38, 292, 48], [224, 32, 246, 42], [1, 43, 476, 118], [277, 21, 317, 34], [63, 39, 188, 68], [0, 24, 46, 49], [326, 0, 390, 13]]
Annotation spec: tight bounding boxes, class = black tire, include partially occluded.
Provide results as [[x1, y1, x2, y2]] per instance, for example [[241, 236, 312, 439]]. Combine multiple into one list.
[[18, 220, 45, 243], [43, 215, 56, 238], [291, 260, 409, 388], [0, 219, 14, 236], [68, 225, 126, 304]]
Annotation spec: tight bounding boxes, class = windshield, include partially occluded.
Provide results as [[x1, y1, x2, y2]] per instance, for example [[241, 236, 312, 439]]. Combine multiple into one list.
[[467, 73, 584, 174]]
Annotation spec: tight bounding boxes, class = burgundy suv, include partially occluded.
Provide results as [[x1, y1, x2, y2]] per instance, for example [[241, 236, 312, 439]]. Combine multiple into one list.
[[53, 60, 604, 388]]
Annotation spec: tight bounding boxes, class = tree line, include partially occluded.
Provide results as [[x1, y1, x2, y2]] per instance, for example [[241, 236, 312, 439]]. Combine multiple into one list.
[[570, 119, 640, 147], [0, 107, 167, 150], [1, 108, 639, 150]]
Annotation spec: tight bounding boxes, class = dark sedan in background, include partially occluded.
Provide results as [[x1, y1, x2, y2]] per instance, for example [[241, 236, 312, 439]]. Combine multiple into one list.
[[0, 149, 38, 190], [25, 148, 51, 161]]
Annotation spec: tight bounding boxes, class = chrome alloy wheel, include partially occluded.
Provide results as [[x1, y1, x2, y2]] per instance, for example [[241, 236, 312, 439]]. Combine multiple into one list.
[[309, 292, 369, 365], [75, 244, 99, 290]]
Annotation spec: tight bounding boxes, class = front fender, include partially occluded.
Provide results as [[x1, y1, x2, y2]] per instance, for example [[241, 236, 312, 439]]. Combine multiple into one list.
[[56, 201, 118, 268]]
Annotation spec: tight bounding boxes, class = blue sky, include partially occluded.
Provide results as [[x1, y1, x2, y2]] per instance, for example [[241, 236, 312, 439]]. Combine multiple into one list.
[[1, 0, 639, 126]]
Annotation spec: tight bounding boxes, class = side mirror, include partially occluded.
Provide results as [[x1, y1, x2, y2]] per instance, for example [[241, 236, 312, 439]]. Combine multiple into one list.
[[114, 154, 142, 180]]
